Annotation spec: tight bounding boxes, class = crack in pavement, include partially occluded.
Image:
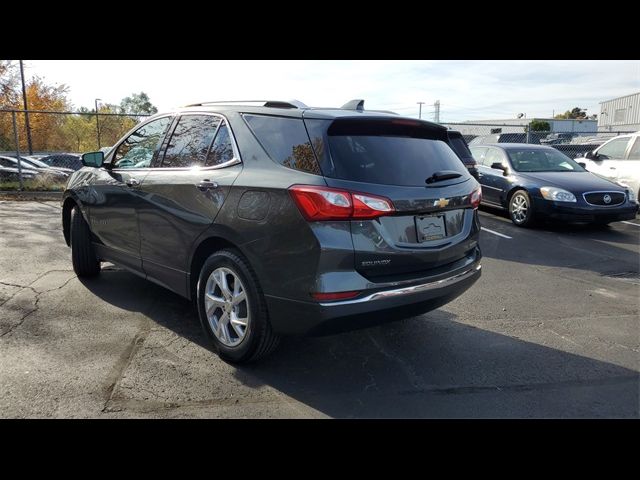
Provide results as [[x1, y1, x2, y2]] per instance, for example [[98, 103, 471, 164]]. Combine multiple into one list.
[[367, 330, 426, 390], [0, 274, 77, 338], [399, 373, 639, 396]]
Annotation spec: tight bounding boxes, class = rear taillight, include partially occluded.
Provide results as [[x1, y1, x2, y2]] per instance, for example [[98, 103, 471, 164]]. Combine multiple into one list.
[[289, 185, 395, 221], [470, 187, 482, 209]]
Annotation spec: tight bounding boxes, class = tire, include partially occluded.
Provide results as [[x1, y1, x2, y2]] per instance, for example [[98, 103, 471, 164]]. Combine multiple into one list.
[[196, 248, 280, 364], [70, 206, 100, 277], [508, 190, 536, 227]]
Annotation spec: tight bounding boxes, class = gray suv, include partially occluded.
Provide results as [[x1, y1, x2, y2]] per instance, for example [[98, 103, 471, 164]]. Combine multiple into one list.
[[62, 99, 482, 363]]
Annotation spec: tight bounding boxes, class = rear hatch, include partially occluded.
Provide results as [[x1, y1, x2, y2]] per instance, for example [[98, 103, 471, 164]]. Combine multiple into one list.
[[304, 115, 480, 280]]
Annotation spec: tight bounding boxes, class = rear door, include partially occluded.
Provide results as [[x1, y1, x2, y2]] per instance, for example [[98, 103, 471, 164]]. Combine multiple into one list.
[[136, 113, 242, 296], [479, 147, 510, 205], [304, 116, 479, 279]]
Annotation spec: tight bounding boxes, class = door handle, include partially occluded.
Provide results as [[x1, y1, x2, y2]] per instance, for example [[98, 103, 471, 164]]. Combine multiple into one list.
[[609, 167, 616, 170], [197, 180, 219, 191], [125, 178, 140, 187]]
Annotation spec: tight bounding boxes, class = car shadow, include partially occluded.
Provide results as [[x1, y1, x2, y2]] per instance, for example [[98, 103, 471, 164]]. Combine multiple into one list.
[[80, 270, 639, 418], [478, 206, 640, 277]]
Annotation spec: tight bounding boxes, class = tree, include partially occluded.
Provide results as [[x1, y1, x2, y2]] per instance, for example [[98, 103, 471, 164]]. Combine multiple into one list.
[[119, 92, 158, 115], [529, 119, 551, 132], [0, 72, 71, 151], [554, 107, 588, 120]]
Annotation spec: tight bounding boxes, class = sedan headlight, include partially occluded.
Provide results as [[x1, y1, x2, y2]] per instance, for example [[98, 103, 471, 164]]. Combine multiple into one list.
[[540, 186, 577, 202], [628, 189, 637, 203]]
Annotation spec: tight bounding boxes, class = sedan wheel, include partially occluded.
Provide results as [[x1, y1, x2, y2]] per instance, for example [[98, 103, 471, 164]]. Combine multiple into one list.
[[509, 190, 535, 227]]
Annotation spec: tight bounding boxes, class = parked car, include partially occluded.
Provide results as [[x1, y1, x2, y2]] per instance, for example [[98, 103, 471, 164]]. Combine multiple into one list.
[[469, 143, 638, 227], [447, 130, 479, 180], [22, 155, 74, 175], [1, 156, 70, 179], [576, 132, 640, 202], [0, 156, 42, 181], [469, 133, 540, 145], [39, 153, 83, 171], [539, 132, 575, 145], [62, 99, 483, 363]]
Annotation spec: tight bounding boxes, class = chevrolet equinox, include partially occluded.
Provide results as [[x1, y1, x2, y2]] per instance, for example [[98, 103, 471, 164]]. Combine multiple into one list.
[[62, 99, 482, 363]]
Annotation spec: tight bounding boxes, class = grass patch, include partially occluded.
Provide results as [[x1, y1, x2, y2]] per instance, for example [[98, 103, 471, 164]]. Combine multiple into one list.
[[0, 177, 66, 192]]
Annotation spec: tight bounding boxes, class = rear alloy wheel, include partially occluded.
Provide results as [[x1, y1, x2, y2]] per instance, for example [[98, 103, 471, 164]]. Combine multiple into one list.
[[197, 249, 280, 364], [509, 190, 535, 227]]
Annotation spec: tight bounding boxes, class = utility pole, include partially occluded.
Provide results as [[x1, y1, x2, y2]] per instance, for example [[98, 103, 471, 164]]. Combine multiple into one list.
[[434, 100, 440, 123], [95, 98, 102, 149], [19, 60, 33, 155], [417, 101, 425, 119]]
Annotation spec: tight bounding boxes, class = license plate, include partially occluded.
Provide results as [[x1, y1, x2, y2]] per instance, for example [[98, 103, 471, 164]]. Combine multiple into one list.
[[415, 215, 447, 242]]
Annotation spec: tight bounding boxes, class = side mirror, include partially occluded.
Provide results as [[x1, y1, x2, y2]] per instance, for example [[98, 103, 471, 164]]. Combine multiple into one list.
[[585, 151, 598, 160], [577, 162, 586, 168], [81, 151, 104, 168], [491, 162, 509, 176]]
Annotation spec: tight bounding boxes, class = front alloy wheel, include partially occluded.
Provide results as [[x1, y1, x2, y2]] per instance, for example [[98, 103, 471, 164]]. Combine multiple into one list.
[[509, 190, 535, 227]]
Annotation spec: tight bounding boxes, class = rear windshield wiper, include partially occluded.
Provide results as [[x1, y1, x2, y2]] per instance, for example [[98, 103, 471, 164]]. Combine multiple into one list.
[[425, 170, 462, 184]]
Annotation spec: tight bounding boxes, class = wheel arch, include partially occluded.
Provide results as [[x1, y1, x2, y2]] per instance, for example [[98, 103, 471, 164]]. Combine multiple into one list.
[[188, 228, 257, 301], [62, 193, 82, 246]]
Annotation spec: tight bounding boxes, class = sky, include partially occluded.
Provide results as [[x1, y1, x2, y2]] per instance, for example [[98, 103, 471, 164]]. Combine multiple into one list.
[[21, 60, 640, 123]]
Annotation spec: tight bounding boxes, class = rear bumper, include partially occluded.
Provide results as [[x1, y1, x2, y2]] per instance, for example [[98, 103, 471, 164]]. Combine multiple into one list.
[[266, 257, 481, 336], [535, 200, 639, 223]]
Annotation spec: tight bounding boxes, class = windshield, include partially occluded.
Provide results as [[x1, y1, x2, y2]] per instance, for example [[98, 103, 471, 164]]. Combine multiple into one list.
[[507, 148, 586, 172]]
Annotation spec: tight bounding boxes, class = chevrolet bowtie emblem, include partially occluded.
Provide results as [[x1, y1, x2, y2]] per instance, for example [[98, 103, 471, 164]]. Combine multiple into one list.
[[434, 198, 450, 208]]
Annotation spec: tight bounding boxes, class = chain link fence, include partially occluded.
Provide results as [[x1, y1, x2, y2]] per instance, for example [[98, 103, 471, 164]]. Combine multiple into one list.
[[0, 109, 149, 191], [1, 112, 637, 191], [442, 122, 636, 159]]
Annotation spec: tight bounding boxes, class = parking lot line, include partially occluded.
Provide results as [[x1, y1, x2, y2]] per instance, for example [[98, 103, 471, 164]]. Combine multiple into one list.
[[480, 227, 512, 239], [621, 221, 640, 227]]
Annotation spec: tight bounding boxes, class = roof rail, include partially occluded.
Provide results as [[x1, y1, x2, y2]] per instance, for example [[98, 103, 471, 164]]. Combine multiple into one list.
[[184, 99, 308, 109]]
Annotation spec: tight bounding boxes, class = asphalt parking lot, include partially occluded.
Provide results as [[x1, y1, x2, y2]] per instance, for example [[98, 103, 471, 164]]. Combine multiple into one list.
[[0, 200, 638, 418]]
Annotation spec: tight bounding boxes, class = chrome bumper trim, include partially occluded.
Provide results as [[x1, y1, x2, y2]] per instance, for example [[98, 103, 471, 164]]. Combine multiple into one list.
[[319, 263, 481, 307]]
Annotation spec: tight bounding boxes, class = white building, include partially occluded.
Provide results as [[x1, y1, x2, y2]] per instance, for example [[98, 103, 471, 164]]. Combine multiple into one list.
[[598, 92, 640, 132], [453, 118, 597, 135]]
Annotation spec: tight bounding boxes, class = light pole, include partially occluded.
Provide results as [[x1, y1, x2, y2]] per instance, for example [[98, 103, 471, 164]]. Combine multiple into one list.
[[417, 101, 425, 119], [95, 98, 102, 149], [19, 60, 33, 155]]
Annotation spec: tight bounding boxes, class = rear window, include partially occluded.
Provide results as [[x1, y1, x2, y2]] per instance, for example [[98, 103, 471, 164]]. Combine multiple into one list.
[[306, 118, 468, 187]]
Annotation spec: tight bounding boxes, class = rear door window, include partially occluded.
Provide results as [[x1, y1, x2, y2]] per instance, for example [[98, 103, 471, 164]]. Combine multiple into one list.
[[205, 122, 234, 166], [470, 147, 488, 164], [162, 115, 221, 168], [484, 148, 506, 168], [626, 137, 640, 160], [306, 118, 468, 187]]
